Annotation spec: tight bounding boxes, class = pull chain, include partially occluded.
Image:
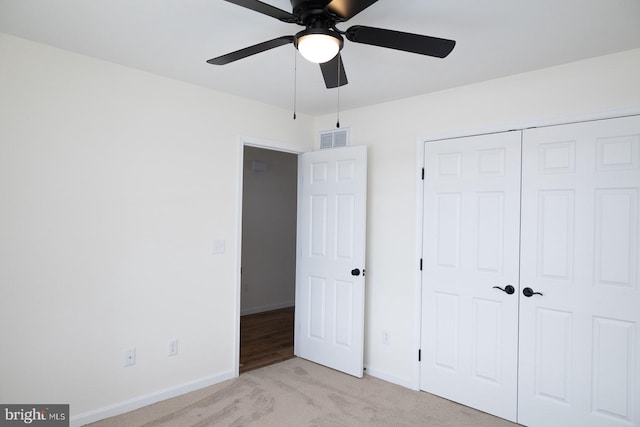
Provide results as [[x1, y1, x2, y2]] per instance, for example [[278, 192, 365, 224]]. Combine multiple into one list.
[[336, 54, 341, 128], [293, 49, 297, 120]]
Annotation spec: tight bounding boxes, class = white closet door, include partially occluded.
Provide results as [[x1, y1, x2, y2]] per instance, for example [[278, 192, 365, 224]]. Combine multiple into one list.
[[519, 115, 640, 427], [420, 131, 522, 421]]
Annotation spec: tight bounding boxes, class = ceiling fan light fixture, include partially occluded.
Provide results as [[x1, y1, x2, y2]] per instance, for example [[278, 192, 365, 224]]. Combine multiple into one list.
[[296, 29, 343, 64]]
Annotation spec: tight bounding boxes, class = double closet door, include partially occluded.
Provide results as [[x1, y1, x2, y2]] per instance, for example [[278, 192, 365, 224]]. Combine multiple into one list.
[[420, 115, 640, 427]]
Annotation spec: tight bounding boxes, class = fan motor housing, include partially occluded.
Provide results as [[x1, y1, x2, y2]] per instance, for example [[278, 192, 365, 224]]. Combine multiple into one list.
[[291, 0, 331, 24]]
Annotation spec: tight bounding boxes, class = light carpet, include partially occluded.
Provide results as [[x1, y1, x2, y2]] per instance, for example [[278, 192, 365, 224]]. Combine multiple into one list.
[[88, 357, 521, 426]]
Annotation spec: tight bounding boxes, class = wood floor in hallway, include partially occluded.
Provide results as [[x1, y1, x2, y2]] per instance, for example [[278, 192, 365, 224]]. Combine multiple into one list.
[[240, 306, 295, 373]]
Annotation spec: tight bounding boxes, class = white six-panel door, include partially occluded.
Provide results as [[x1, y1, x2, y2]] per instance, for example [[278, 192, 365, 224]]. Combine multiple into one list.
[[420, 131, 522, 421], [421, 115, 640, 426], [518, 115, 640, 427], [295, 145, 367, 378]]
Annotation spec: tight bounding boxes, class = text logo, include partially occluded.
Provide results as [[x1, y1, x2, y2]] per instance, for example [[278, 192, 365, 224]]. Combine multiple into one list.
[[1, 405, 69, 426]]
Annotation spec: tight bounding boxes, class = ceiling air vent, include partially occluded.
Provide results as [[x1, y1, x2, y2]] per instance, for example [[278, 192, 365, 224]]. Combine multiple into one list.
[[319, 128, 349, 149]]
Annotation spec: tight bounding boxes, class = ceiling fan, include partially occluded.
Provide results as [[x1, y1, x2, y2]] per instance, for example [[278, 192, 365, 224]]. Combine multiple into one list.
[[207, 0, 456, 89]]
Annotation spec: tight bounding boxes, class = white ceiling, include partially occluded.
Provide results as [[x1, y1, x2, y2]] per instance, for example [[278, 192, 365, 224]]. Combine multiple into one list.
[[1, 0, 639, 116]]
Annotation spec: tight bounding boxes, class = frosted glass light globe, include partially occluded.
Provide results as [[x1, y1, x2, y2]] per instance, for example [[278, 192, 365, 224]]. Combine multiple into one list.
[[297, 34, 341, 63]]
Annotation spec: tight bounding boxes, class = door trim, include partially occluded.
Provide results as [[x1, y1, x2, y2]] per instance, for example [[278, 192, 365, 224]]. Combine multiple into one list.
[[412, 137, 426, 391], [414, 105, 640, 390], [234, 135, 308, 377]]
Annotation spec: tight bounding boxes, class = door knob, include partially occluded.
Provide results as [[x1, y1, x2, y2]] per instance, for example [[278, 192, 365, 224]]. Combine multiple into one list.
[[493, 285, 515, 295], [523, 287, 543, 297], [351, 268, 361, 276]]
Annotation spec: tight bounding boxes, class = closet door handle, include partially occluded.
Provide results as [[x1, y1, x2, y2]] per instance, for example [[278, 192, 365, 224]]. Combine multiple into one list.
[[523, 287, 543, 297], [351, 268, 361, 276], [493, 285, 515, 295]]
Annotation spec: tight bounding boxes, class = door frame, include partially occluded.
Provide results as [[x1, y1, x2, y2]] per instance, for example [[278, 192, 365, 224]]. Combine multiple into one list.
[[234, 135, 309, 376], [414, 105, 640, 390]]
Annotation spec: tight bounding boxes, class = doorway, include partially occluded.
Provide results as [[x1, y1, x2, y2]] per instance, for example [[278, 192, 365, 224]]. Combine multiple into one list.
[[240, 145, 298, 372]]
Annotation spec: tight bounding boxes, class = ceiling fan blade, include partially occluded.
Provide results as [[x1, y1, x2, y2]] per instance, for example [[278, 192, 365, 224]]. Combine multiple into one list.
[[346, 25, 455, 58], [207, 36, 294, 65], [223, 0, 297, 23], [328, 0, 379, 21], [319, 53, 348, 89]]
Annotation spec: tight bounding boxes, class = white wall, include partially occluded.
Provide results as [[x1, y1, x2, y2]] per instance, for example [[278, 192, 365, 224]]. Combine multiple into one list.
[[241, 146, 297, 314], [314, 48, 640, 387], [0, 33, 314, 423]]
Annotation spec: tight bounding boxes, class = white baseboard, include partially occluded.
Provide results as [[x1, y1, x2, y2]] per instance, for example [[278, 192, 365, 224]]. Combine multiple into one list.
[[70, 370, 236, 427], [240, 301, 294, 316], [364, 366, 414, 390]]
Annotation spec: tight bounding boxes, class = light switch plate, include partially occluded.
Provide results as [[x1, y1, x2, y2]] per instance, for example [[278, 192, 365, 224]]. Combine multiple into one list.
[[212, 239, 225, 254]]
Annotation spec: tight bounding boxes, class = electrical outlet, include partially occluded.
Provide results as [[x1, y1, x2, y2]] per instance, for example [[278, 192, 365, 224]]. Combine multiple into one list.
[[168, 339, 178, 357], [124, 347, 136, 367], [382, 330, 391, 345]]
